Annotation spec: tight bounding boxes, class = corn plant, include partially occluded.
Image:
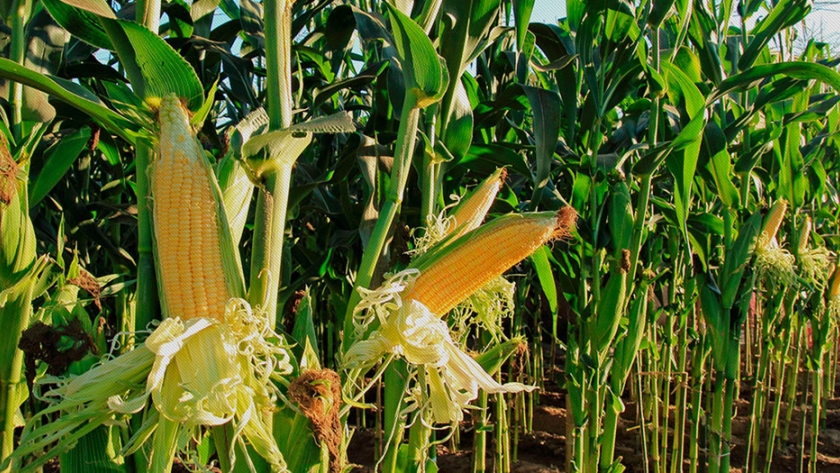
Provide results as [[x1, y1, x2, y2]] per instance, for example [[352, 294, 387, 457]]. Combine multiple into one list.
[[2, 0, 840, 472]]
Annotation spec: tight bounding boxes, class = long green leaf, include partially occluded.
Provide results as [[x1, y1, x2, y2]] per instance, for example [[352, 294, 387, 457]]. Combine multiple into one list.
[[40, 0, 112, 49], [523, 85, 561, 210], [709, 62, 840, 105], [29, 127, 92, 206], [530, 246, 558, 337], [102, 19, 204, 109], [0, 59, 137, 144], [384, 2, 446, 107], [739, 0, 811, 70]]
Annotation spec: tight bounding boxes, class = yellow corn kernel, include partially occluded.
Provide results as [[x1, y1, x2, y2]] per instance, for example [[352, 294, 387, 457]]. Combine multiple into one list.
[[759, 199, 787, 247], [403, 207, 576, 315], [798, 216, 812, 253], [829, 265, 840, 301], [152, 94, 229, 320], [447, 168, 507, 239]]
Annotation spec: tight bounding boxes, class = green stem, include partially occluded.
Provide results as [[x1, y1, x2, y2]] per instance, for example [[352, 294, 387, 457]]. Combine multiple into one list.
[[780, 300, 796, 440], [688, 329, 707, 473], [0, 161, 37, 473], [247, 164, 293, 323], [247, 0, 294, 323], [496, 391, 509, 473], [746, 332, 770, 472], [132, 0, 159, 337], [670, 290, 690, 473], [7, 0, 29, 143], [649, 331, 661, 473], [0, 287, 34, 473], [420, 157, 435, 227], [264, 0, 293, 130], [382, 360, 409, 472], [133, 144, 157, 334], [343, 94, 421, 345], [473, 391, 488, 473], [406, 397, 431, 470], [764, 304, 795, 472], [709, 369, 725, 473]]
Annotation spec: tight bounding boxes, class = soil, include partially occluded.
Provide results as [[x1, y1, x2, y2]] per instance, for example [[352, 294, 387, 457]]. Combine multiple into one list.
[[347, 374, 840, 472]]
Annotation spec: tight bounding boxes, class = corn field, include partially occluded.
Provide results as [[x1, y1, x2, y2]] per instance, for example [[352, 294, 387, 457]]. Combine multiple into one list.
[[2, 0, 840, 471]]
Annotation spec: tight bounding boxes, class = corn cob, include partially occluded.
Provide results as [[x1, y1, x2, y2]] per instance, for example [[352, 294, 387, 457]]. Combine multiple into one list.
[[403, 207, 576, 315], [798, 215, 812, 253], [152, 94, 229, 320], [829, 265, 840, 302], [446, 168, 506, 240], [593, 250, 629, 354], [759, 199, 787, 246], [754, 199, 796, 284]]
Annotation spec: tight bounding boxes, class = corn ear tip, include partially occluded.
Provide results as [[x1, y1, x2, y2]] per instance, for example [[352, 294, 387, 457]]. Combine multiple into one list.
[[553, 206, 577, 240], [798, 216, 812, 253], [0, 137, 16, 206], [829, 264, 840, 299], [145, 96, 163, 111], [761, 199, 788, 242]]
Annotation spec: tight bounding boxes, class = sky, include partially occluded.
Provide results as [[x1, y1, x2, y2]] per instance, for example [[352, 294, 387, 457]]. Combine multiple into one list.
[[528, 1, 840, 51], [532, 1, 564, 24]]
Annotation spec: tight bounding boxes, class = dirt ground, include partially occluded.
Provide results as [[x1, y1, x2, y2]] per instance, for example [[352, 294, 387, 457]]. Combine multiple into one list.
[[348, 376, 840, 472]]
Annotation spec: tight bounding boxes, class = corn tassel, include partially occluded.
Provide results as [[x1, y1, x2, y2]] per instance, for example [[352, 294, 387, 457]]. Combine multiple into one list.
[[152, 95, 229, 321], [404, 207, 576, 315]]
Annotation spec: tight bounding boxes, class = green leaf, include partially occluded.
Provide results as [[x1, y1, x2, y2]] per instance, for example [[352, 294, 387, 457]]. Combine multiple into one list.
[[720, 211, 762, 310], [288, 113, 356, 134], [699, 280, 726, 370], [530, 246, 558, 336], [664, 111, 705, 236], [20, 8, 67, 123], [709, 62, 840, 105], [522, 85, 560, 210], [384, 2, 447, 107], [40, 0, 112, 49], [60, 426, 127, 473], [0, 58, 138, 144], [512, 0, 535, 47], [313, 61, 388, 110], [739, 0, 811, 70], [458, 143, 532, 179], [648, 0, 675, 27], [440, 79, 474, 161], [291, 289, 320, 365], [242, 129, 312, 180], [30, 127, 92, 206], [475, 338, 527, 375], [702, 122, 740, 208], [608, 181, 634, 251], [662, 61, 704, 118], [103, 18, 204, 110], [59, 0, 115, 19], [439, 0, 501, 81]]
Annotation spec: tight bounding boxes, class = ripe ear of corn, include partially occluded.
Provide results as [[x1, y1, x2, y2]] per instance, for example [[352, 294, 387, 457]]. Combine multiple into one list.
[[0, 133, 37, 285], [828, 265, 840, 302], [403, 207, 576, 316], [151, 94, 243, 320], [759, 199, 787, 246], [412, 168, 506, 258], [446, 167, 506, 240]]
